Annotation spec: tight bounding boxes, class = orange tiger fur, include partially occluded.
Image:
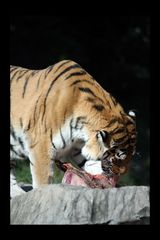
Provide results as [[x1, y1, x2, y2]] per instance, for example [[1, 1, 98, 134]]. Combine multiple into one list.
[[10, 60, 136, 195]]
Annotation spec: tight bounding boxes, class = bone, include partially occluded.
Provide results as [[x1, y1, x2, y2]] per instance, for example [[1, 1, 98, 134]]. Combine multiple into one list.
[[83, 160, 103, 175]]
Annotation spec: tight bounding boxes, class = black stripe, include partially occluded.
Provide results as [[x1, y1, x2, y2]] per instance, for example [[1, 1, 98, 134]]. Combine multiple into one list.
[[79, 87, 95, 95], [29, 160, 34, 166], [102, 150, 110, 160], [56, 64, 80, 81], [114, 135, 129, 144], [109, 126, 119, 134], [10, 145, 26, 159], [79, 87, 104, 103], [47, 65, 54, 74], [50, 129, 53, 142], [69, 119, 74, 141], [70, 79, 93, 86], [24, 120, 31, 132], [36, 75, 42, 90], [27, 120, 31, 131], [107, 101, 112, 109], [55, 159, 66, 172], [66, 71, 86, 80], [60, 127, 66, 149], [10, 66, 18, 74], [52, 142, 57, 149], [86, 97, 95, 103], [45, 65, 53, 78], [63, 109, 67, 123], [50, 129, 57, 149], [33, 95, 41, 125], [10, 69, 19, 82], [19, 152, 27, 158], [33, 98, 39, 125], [93, 104, 104, 112], [31, 70, 39, 77], [30, 142, 38, 148], [42, 63, 80, 121], [73, 150, 81, 157], [44, 121, 47, 133], [78, 159, 87, 168], [18, 137, 24, 149], [110, 127, 125, 135], [54, 60, 71, 73], [19, 118, 23, 128], [74, 116, 87, 130], [107, 118, 118, 128], [10, 145, 18, 156], [36, 79, 40, 90], [16, 70, 30, 82], [110, 94, 117, 106], [10, 125, 16, 141], [22, 72, 32, 98], [113, 133, 128, 142]]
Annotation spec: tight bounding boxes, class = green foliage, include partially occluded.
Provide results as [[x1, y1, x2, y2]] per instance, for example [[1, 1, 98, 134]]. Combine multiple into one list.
[[15, 160, 32, 183], [53, 163, 64, 183], [119, 172, 135, 186]]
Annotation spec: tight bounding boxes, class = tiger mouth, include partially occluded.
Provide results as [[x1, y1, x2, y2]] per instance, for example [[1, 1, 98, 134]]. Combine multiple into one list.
[[61, 162, 119, 189]]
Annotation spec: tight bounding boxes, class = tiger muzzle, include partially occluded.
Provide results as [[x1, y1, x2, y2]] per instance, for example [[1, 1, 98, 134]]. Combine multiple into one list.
[[101, 150, 126, 176]]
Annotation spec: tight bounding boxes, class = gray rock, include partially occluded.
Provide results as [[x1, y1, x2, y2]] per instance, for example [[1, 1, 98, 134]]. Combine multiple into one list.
[[10, 184, 150, 225]]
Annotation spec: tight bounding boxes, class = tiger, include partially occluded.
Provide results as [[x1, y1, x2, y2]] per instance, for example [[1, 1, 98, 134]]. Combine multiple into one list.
[[10, 59, 136, 197]]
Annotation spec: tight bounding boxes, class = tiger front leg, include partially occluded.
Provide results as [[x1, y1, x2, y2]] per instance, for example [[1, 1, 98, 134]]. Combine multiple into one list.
[[29, 156, 54, 188], [29, 141, 55, 188]]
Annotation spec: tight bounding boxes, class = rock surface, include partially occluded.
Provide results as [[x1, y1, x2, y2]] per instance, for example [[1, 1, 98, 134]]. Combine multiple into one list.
[[10, 184, 150, 225]]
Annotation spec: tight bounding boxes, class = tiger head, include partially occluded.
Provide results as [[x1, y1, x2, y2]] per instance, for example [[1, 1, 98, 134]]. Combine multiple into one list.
[[81, 110, 136, 178], [102, 112, 136, 177]]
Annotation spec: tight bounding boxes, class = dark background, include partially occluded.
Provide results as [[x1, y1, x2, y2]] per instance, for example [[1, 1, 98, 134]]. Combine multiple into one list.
[[10, 16, 150, 186]]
